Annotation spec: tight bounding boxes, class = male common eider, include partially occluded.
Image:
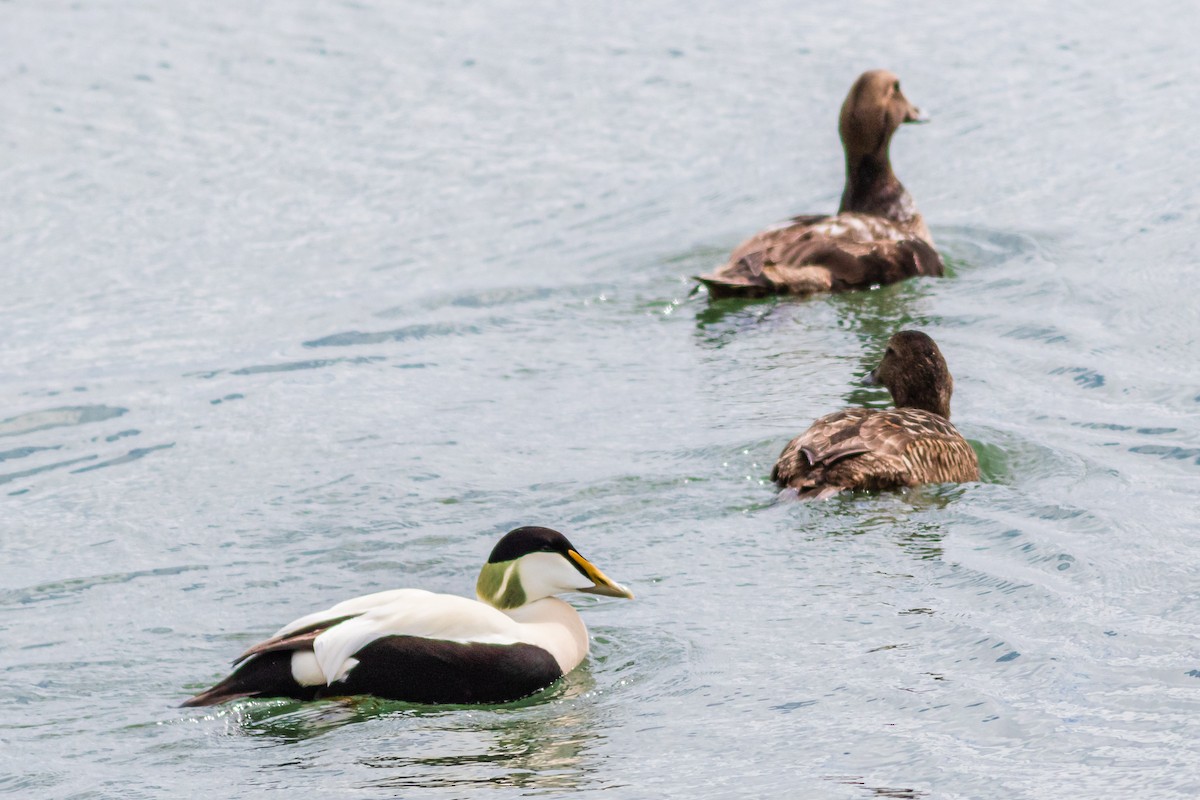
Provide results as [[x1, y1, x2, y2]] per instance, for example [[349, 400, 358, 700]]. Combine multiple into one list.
[[772, 331, 979, 498], [182, 527, 633, 706], [696, 70, 944, 298]]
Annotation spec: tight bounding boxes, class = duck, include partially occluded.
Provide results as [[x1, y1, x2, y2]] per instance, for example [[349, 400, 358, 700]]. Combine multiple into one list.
[[696, 70, 944, 299], [181, 526, 633, 707], [771, 331, 979, 498]]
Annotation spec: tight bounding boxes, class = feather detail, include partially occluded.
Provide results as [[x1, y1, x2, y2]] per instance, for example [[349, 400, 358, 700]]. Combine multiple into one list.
[[774, 408, 978, 497], [697, 223, 942, 298]]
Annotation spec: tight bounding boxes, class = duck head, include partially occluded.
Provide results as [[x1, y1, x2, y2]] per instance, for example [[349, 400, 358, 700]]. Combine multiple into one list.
[[839, 69, 926, 160], [864, 330, 954, 419], [476, 526, 634, 610]]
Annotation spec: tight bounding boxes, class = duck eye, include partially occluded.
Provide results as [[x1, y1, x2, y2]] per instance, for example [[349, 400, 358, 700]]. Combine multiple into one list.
[[885, 347, 896, 357], [892, 81, 901, 94]]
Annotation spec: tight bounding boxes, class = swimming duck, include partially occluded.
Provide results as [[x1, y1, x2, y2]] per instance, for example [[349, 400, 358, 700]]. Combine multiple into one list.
[[182, 526, 633, 706], [771, 331, 979, 498], [696, 70, 943, 299]]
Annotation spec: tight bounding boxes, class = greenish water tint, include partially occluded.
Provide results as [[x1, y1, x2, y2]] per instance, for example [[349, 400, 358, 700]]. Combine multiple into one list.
[[3, 0, 1200, 798]]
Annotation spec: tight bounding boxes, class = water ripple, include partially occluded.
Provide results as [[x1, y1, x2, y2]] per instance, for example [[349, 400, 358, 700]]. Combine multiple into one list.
[[0, 445, 61, 462], [303, 321, 490, 348], [69, 443, 174, 474], [0, 565, 206, 608], [229, 356, 385, 375], [1, 454, 99, 486], [0, 405, 127, 438]]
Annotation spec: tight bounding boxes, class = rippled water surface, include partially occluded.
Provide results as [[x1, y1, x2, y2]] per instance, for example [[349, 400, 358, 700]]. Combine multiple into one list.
[[3, 1, 1199, 797]]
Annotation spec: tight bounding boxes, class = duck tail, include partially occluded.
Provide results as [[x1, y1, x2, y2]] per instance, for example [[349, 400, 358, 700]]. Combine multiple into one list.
[[180, 683, 252, 708], [796, 485, 846, 501], [181, 652, 309, 707], [692, 273, 768, 300]]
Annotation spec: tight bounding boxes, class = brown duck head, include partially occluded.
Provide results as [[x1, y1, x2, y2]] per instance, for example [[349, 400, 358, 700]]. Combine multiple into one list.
[[864, 330, 954, 419], [837, 70, 927, 218]]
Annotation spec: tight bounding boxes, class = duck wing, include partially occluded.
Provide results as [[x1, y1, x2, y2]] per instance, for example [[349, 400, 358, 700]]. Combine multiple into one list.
[[233, 589, 524, 682], [772, 408, 878, 489], [230, 588, 438, 664], [772, 408, 977, 497], [182, 591, 545, 707], [310, 593, 524, 685], [696, 213, 943, 298]]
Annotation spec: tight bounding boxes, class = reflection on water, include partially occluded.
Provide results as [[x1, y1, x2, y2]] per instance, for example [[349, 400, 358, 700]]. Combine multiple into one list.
[[218, 665, 605, 791], [359, 703, 602, 793], [691, 295, 785, 349], [825, 776, 927, 799], [826, 279, 937, 349], [691, 272, 940, 393], [796, 493, 953, 560]]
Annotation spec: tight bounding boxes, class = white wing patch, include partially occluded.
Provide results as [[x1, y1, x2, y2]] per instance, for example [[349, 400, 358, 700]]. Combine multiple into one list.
[[290, 650, 325, 687], [271, 588, 435, 639]]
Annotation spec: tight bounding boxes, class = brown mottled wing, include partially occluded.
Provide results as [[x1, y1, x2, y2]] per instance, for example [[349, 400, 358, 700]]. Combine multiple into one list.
[[696, 213, 944, 298], [770, 236, 943, 291], [772, 408, 978, 497], [694, 215, 831, 298], [772, 409, 874, 484], [232, 614, 360, 665]]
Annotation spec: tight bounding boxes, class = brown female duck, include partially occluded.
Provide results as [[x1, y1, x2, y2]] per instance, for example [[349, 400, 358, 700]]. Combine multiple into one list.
[[772, 331, 979, 498], [696, 70, 944, 299]]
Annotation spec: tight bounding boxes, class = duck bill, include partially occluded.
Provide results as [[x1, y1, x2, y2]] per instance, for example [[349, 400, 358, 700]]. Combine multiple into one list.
[[568, 550, 634, 599], [904, 104, 930, 124], [862, 368, 881, 386]]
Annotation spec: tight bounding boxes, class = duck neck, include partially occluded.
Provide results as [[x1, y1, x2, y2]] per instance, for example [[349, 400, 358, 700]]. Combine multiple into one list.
[[892, 382, 952, 420], [839, 151, 914, 223], [476, 560, 526, 610]]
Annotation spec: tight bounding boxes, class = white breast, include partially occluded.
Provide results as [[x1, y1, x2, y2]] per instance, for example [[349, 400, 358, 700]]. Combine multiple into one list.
[[503, 597, 590, 674]]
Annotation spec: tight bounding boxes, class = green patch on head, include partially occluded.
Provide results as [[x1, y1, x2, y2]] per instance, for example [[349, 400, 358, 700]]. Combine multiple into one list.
[[475, 560, 526, 609]]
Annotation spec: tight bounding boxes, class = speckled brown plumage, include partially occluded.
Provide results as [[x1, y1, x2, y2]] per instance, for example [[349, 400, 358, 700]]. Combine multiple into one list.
[[697, 70, 944, 299], [771, 331, 979, 498]]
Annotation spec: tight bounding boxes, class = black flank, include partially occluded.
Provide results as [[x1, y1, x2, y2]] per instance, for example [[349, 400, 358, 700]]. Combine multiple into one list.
[[326, 636, 563, 704]]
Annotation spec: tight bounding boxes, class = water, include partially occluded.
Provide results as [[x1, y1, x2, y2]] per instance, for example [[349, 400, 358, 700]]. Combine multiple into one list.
[[3, 0, 1199, 797]]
